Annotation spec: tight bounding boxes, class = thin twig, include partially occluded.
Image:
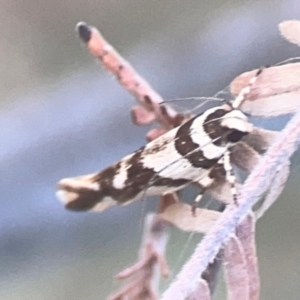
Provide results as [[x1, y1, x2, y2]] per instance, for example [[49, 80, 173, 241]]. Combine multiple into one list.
[[108, 214, 169, 300], [76, 22, 184, 133]]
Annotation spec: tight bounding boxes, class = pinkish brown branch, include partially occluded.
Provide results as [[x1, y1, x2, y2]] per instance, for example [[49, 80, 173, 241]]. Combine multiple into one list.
[[76, 22, 185, 134], [107, 214, 169, 300]]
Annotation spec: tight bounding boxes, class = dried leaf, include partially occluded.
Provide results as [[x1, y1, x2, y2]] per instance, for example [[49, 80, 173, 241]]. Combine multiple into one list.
[[242, 128, 279, 154], [236, 213, 260, 300], [279, 20, 300, 46], [223, 235, 250, 300], [206, 179, 236, 205], [108, 214, 169, 300], [188, 279, 211, 300], [231, 142, 261, 172], [230, 63, 300, 117], [146, 127, 168, 141], [159, 202, 220, 233], [131, 106, 156, 125]]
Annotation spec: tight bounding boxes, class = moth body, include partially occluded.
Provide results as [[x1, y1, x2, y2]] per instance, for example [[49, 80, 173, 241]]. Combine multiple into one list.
[[57, 103, 252, 212]]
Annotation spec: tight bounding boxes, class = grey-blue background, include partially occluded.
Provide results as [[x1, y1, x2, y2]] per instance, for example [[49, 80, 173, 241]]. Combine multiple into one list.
[[1, 1, 300, 299]]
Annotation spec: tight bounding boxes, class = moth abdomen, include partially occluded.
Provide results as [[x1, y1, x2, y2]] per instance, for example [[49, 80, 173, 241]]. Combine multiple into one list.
[[56, 175, 109, 211], [56, 152, 155, 212]]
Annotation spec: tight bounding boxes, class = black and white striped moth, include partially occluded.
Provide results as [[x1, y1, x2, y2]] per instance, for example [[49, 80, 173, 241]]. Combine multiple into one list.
[[56, 69, 262, 213]]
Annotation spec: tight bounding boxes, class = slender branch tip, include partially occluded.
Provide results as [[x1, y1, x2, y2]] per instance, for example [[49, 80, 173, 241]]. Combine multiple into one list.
[[76, 22, 92, 43]]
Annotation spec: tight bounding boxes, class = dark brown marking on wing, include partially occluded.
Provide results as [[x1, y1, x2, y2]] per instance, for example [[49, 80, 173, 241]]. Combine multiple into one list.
[[175, 117, 219, 169], [63, 145, 190, 211], [62, 186, 104, 211], [121, 147, 190, 202], [203, 109, 228, 146], [143, 138, 170, 154], [208, 163, 226, 180], [227, 130, 248, 143], [203, 108, 249, 145]]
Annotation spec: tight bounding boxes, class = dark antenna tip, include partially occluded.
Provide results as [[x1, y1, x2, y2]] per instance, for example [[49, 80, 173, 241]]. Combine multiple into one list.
[[76, 22, 92, 43]]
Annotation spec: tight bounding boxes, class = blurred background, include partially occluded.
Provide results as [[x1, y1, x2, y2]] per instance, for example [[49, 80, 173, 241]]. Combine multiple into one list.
[[1, 1, 300, 299]]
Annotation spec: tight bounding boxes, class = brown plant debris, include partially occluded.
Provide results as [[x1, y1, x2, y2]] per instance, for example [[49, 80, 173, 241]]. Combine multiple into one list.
[[107, 214, 169, 300]]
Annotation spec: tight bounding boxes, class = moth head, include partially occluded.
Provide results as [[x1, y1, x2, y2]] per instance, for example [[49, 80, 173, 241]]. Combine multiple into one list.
[[221, 108, 253, 143]]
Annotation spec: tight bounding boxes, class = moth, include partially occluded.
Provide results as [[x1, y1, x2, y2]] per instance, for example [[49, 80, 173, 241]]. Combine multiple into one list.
[[56, 69, 264, 213]]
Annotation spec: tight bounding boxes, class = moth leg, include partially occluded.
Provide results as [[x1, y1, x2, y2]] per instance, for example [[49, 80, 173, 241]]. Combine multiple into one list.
[[192, 189, 206, 216], [221, 150, 238, 205], [192, 162, 227, 216]]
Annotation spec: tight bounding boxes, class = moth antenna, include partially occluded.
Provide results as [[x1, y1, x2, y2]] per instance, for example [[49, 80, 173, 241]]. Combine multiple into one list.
[[161, 97, 224, 104], [160, 97, 224, 117], [188, 97, 224, 114], [212, 84, 233, 100], [232, 67, 264, 109]]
